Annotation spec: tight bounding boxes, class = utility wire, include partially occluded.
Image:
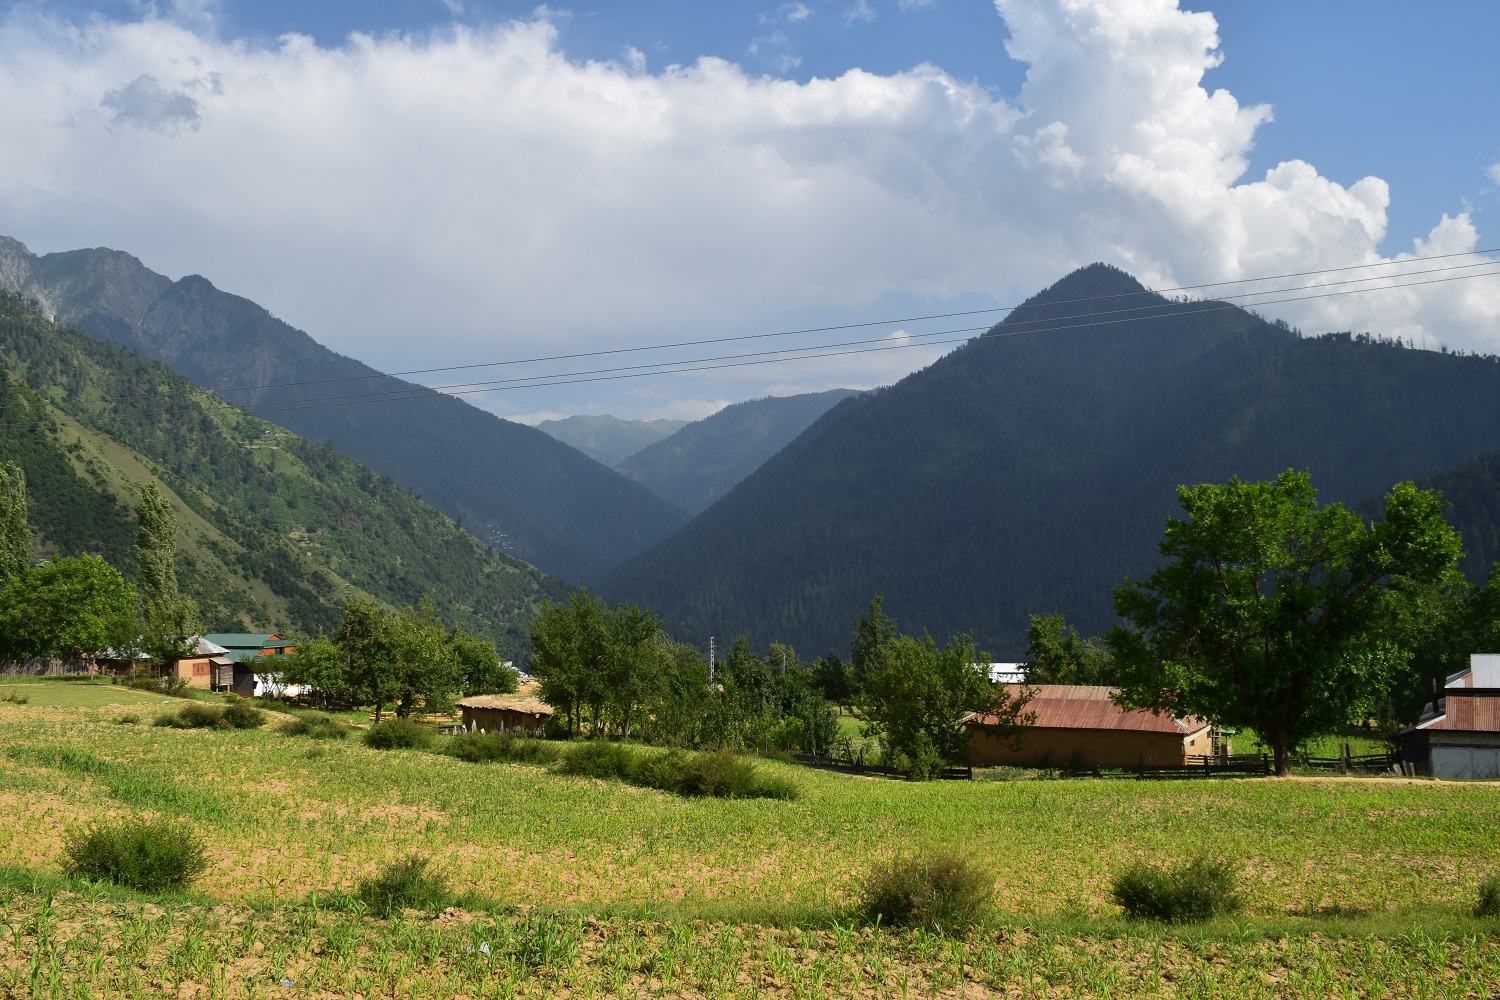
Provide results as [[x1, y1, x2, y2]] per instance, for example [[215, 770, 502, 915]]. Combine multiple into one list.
[[236, 259, 1500, 408], [103, 247, 1500, 402], [3, 259, 1497, 432], [236, 266, 1500, 416]]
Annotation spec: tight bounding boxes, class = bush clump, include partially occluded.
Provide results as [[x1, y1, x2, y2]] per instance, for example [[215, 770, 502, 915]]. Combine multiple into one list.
[[557, 739, 640, 779], [443, 729, 559, 764], [357, 855, 451, 917], [153, 697, 266, 730], [279, 712, 352, 740], [1477, 874, 1500, 919], [0, 689, 29, 705], [859, 854, 994, 934], [130, 674, 192, 698], [363, 717, 435, 750], [62, 816, 209, 893], [1111, 856, 1243, 923]]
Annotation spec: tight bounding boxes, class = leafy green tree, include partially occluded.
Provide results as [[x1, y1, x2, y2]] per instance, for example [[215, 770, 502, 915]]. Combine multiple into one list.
[[602, 602, 666, 739], [810, 652, 855, 709], [338, 599, 399, 723], [1024, 612, 1116, 685], [133, 484, 199, 664], [283, 633, 347, 705], [0, 461, 29, 587], [849, 594, 898, 692], [450, 625, 516, 696], [530, 588, 609, 736], [1108, 471, 1463, 776], [858, 631, 1033, 779], [390, 598, 458, 718], [0, 556, 136, 659]]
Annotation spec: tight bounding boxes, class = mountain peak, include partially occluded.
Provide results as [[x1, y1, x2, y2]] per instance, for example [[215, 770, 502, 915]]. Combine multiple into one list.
[[1036, 262, 1150, 302]]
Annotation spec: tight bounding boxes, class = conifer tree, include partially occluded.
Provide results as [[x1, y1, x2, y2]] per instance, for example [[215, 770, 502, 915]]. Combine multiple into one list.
[[0, 462, 28, 586], [134, 483, 199, 664]]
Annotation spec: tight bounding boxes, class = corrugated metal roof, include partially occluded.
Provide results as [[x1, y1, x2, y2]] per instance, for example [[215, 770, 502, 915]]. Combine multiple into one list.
[[966, 685, 1208, 735], [1409, 664, 1500, 732], [202, 633, 282, 649]]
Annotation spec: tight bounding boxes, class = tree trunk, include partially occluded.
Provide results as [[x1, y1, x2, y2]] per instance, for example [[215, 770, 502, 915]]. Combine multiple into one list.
[[1273, 729, 1291, 777], [374, 702, 384, 724]]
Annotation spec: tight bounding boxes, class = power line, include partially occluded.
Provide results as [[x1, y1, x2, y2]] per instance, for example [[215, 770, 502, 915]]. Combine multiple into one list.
[[105, 247, 1500, 403], [236, 258, 1500, 408], [233, 266, 1500, 416], [4, 259, 1497, 433]]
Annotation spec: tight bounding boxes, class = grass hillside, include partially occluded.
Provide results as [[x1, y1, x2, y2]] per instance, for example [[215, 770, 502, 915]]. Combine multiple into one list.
[[604, 264, 1500, 657], [0, 293, 563, 652], [2, 684, 1499, 996], [0, 237, 688, 582]]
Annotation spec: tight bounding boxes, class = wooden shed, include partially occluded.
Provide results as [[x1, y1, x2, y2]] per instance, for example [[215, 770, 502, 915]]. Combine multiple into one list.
[[965, 685, 1213, 768], [457, 682, 553, 734]]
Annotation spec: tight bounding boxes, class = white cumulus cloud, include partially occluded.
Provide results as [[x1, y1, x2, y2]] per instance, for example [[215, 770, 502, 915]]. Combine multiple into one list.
[[0, 0, 1495, 420]]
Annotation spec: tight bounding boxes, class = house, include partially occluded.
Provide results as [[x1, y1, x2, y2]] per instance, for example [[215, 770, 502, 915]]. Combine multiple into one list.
[[1401, 654, 1500, 780], [964, 685, 1214, 768], [168, 637, 237, 691], [201, 633, 297, 697], [456, 681, 553, 734]]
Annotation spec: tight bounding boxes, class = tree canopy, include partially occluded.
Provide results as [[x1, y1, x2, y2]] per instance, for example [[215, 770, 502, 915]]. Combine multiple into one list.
[[1108, 470, 1463, 775], [0, 555, 136, 659]]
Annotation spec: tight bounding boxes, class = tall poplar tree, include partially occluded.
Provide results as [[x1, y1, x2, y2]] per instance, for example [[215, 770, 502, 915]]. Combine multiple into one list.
[[0, 462, 28, 586], [134, 483, 199, 664]]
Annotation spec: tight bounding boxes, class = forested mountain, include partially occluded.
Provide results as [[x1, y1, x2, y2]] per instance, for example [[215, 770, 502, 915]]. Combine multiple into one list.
[[602, 264, 1500, 658], [536, 415, 689, 468], [1415, 451, 1500, 583], [0, 237, 686, 582], [618, 389, 862, 515], [0, 292, 563, 655]]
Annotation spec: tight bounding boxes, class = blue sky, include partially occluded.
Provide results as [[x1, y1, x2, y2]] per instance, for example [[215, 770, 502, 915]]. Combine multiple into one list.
[[3, 0, 1498, 420]]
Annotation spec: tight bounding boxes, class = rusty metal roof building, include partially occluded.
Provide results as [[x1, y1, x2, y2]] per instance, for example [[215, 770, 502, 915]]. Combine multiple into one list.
[[966, 685, 1209, 736], [1402, 655, 1500, 779]]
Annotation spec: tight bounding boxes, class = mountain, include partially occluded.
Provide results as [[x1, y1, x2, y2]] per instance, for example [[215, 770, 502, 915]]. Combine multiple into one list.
[[0, 291, 563, 656], [1414, 450, 1500, 583], [618, 389, 862, 515], [601, 264, 1500, 658], [536, 414, 689, 468], [0, 237, 686, 582]]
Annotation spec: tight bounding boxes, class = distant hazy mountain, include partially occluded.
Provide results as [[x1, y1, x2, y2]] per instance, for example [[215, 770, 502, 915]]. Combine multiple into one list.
[[602, 264, 1500, 657], [619, 389, 862, 515], [0, 237, 686, 582], [537, 414, 689, 467], [0, 292, 561, 653]]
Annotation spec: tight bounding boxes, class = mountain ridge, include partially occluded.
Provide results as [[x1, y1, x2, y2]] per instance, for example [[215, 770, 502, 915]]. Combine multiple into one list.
[[0, 237, 687, 582], [601, 263, 1500, 657]]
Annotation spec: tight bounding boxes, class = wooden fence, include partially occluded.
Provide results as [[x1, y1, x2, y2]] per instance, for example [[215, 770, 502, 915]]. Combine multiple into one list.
[[0, 657, 96, 677], [1062, 753, 1272, 779], [791, 749, 973, 781], [1297, 745, 1401, 774]]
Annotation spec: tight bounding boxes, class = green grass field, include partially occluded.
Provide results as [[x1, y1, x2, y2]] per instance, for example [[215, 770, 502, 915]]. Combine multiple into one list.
[[2, 682, 1499, 997]]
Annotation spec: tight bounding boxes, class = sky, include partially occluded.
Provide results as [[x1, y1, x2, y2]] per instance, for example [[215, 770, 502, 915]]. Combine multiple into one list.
[[2, 0, 1498, 423]]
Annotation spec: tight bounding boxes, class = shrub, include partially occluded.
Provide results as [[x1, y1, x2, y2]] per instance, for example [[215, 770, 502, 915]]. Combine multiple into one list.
[[152, 698, 266, 730], [357, 855, 451, 917], [130, 674, 191, 698], [1477, 874, 1500, 919], [632, 748, 691, 791], [443, 729, 559, 764], [363, 717, 434, 750], [115, 713, 140, 725], [0, 689, 29, 705], [1112, 856, 1243, 923], [557, 739, 638, 780], [62, 816, 209, 893], [219, 696, 267, 729], [859, 853, 993, 934], [279, 712, 351, 740], [677, 750, 761, 798]]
